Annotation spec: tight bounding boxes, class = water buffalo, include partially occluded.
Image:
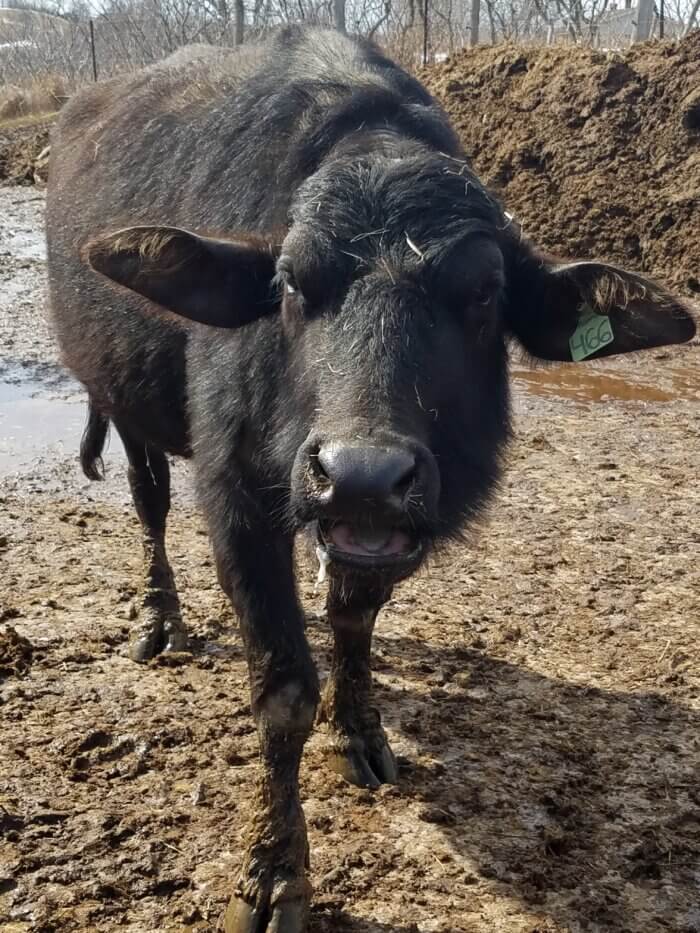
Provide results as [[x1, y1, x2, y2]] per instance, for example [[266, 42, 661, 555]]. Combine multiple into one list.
[[46, 25, 695, 932]]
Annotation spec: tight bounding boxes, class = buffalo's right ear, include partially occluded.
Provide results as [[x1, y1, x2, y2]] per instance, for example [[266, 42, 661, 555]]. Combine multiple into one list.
[[83, 225, 278, 328]]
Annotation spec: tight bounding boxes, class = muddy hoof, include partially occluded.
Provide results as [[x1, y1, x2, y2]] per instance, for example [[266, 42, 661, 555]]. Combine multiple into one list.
[[128, 609, 188, 662], [128, 617, 164, 662], [161, 614, 188, 653], [328, 729, 398, 788], [224, 894, 309, 933]]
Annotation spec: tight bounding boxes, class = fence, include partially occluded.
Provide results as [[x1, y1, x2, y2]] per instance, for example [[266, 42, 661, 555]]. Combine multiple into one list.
[[0, 0, 697, 90]]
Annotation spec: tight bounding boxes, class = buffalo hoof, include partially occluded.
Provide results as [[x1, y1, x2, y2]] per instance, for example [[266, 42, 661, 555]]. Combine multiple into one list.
[[224, 894, 309, 933], [128, 616, 163, 662], [161, 613, 188, 653], [128, 608, 187, 662], [327, 726, 398, 789]]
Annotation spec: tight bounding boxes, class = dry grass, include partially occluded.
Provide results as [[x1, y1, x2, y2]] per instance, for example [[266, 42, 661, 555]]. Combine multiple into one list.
[[0, 109, 59, 130], [0, 74, 68, 122]]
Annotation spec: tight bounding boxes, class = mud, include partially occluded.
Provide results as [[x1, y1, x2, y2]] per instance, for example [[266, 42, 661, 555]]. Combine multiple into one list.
[[422, 32, 700, 299], [0, 624, 33, 679], [511, 358, 700, 405], [0, 118, 51, 186], [1, 102, 700, 933]]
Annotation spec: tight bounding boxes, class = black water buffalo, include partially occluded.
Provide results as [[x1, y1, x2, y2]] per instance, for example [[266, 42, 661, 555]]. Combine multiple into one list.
[[46, 25, 695, 932]]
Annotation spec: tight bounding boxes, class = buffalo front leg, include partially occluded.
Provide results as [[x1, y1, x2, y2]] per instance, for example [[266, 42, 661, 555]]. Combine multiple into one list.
[[115, 424, 187, 661], [216, 525, 319, 933], [319, 580, 397, 788]]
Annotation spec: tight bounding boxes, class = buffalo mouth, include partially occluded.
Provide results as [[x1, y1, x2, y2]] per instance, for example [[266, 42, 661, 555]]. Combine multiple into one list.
[[316, 519, 424, 573]]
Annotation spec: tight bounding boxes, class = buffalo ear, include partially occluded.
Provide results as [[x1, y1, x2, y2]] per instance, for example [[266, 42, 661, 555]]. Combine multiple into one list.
[[83, 225, 278, 328], [505, 250, 696, 362]]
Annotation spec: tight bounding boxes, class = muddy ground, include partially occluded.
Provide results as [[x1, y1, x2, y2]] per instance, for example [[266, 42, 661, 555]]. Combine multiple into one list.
[[0, 118, 51, 187], [1, 132, 700, 933]]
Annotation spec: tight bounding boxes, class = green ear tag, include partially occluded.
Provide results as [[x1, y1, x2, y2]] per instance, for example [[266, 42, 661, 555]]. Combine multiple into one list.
[[569, 305, 614, 362]]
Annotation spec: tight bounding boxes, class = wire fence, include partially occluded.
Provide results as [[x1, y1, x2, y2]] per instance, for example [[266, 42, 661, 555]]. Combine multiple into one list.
[[0, 0, 696, 93]]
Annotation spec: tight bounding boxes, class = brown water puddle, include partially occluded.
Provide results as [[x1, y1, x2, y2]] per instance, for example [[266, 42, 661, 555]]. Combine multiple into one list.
[[0, 356, 697, 478], [513, 362, 699, 405]]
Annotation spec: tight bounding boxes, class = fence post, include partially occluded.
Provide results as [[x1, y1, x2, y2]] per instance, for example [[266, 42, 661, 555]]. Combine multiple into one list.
[[422, 0, 429, 65], [89, 19, 98, 82], [470, 0, 480, 46], [234, 0, 244, 45], [334, 0, 347, 34]]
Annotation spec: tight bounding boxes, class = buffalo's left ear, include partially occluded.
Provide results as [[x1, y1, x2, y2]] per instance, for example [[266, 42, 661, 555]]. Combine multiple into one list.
[[83, 225, 278, 328], [504, 249, 696, 362]]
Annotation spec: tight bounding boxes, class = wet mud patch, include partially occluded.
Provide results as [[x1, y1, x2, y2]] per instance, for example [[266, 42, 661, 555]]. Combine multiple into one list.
[[512, 349, 700, 405], [0, 362, 97, 476], [0, 186, 53, 369], [0, 625, 33, 679], [1, 378, 698, 931]]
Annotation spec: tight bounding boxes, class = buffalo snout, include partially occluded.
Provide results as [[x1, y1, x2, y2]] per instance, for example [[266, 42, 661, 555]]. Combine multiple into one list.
[[315, 443, 416, 508], [293, 434, 439, 574]]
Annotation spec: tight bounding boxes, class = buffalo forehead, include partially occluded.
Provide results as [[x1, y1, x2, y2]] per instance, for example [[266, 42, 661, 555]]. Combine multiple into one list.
[[288, 157, 503, 272]]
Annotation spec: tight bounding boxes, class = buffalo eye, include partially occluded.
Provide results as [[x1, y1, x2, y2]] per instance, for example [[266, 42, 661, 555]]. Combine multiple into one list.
[[472, 285, 495, 307], [436, 237, 505, 315], [465, 274, 502, 314]]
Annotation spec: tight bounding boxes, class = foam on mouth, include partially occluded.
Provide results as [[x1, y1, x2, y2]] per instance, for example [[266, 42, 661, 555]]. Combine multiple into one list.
[[315, 544, 330, 585], [324, 522, 413, 558]]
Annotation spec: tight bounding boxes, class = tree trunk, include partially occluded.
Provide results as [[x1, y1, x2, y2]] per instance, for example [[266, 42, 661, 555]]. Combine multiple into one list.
[[470, 0, 480, 45], [485, 0, 497, 42], [634, 0, 654, 39], [683, 0, 700, 33], [334, 0, 347, 33], [234, 0, 244, 44]]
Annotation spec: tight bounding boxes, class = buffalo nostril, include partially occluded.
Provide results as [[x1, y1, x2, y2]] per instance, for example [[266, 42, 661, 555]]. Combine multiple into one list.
[[309, 450, 332, 486], [393, 463, 416, 499], [315, 444, 417, 505]]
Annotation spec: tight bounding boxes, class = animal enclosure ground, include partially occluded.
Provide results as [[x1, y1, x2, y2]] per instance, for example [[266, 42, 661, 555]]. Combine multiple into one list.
[[1, 186, 698, 933], [2, 343, 699, 933]]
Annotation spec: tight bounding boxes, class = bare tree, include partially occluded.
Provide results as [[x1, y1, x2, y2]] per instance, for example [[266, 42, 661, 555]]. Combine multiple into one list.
[[334, 0, 347, 31], [470, 0, 480, 43], [233, 0, 244, 41], [682, 0, 700, 30], [2, 0, 698, 93]]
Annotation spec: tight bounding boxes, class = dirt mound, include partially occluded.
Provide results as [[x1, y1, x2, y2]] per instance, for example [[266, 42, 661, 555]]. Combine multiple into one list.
[[422, 33, 700, 297], [0, 624, 33, 679], [0, 118, 51, 185]]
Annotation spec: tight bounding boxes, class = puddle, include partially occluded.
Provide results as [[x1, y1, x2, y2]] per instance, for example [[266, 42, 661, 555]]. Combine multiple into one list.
[[2, 223, 46, 262], [1, 350, 697, 477], [512, 361, 699, 405], [0, 365, 123, 476]]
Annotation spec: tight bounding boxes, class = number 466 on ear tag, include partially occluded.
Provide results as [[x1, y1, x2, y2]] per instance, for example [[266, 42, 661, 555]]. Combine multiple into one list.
[[569, 305, 614, 362]]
